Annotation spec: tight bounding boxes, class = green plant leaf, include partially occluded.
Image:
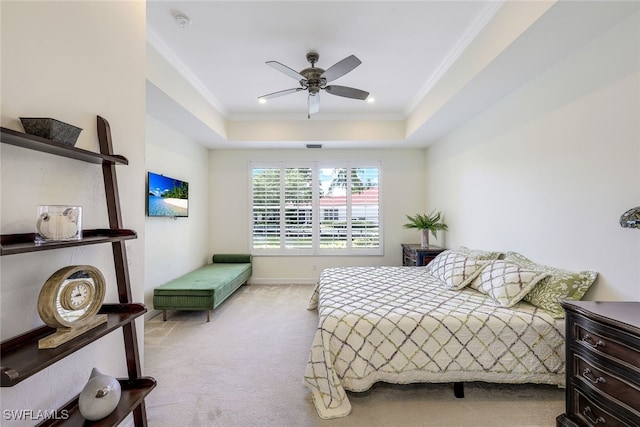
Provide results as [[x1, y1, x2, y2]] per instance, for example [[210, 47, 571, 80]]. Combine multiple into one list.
[[403, 210, 448, 237]]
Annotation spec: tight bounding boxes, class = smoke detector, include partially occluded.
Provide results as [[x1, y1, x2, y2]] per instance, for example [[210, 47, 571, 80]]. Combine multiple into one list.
[[174, 14, 192, 29]]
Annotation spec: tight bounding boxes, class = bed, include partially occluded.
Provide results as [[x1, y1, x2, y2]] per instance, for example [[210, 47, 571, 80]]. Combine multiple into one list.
[[304, 249, 597, 419]]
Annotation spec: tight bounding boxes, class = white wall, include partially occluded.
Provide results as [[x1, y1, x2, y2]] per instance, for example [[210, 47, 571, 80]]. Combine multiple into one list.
[[425, 11, 640, 301], [208, 148, 428, 284], [144, 116, 209, 318], [0, 1, 146, 424]]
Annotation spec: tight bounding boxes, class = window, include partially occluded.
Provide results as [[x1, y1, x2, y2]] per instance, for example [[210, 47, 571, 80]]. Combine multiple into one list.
[[323, 209, 339, 221], [251, 162, 382, 255]]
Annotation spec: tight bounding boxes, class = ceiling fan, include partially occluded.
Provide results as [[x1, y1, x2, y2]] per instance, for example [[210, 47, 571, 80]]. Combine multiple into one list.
[[258, 52, 370, 118]]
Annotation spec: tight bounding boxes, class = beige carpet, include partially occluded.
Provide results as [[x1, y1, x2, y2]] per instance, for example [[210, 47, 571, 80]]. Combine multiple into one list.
[[144, 284, 565, 427]]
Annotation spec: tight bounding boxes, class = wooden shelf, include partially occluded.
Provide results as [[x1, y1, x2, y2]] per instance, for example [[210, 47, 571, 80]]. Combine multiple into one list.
[[0, 127, 128, 165], [36, 377, 156, 427], [1, 304, 147, 387], [2, 116, 151, 424], [0, 229, 137, 256]]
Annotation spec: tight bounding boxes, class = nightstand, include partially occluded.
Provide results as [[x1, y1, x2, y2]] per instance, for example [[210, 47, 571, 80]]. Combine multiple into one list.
[[401, 243, 446, 266], [557, 301, 640, 427]]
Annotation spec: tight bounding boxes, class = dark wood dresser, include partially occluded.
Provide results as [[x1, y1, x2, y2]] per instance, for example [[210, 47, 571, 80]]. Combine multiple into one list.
[[401, 244, 445, 266], [557, 301, 640, 427]]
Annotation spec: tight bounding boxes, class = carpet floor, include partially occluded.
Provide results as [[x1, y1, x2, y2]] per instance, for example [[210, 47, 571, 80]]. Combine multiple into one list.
[[144, 284, 565, 426]]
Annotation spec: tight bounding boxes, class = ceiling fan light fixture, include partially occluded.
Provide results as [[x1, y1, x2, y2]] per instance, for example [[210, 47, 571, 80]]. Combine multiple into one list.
[[367, 97, 375, 103], [258, 97, 267, 104], [259, 51, 369, 118]]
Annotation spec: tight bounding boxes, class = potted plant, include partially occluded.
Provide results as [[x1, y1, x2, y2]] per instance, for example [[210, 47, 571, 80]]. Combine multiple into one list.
[[403, 210, 448, 248]]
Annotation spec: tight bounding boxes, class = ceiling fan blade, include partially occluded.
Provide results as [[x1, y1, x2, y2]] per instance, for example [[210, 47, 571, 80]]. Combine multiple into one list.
[[266, 61, 306, 81], [308, 93, 320, 118], [321, 55, 362, 82], [258, 88, 302, 100], [325, 85, 369, 100]]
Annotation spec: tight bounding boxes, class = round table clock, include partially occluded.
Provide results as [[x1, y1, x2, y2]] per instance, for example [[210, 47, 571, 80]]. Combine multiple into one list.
[[37, 265, 108, 349]]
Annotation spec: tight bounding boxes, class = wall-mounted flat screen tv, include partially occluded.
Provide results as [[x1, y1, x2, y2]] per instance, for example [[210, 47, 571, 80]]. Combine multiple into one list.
[[147, 172, 189, 217]]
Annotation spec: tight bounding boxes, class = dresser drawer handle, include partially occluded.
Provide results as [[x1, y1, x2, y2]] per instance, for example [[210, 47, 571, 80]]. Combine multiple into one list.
[[582, 334, 606, 349], [582, 368, 606, 385], [583, 406, 606, 425]]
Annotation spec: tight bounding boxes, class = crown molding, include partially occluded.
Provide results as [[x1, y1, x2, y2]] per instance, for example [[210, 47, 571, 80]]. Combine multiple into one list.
[[146, 24, 228, 117], [404, 1, 505, 116]]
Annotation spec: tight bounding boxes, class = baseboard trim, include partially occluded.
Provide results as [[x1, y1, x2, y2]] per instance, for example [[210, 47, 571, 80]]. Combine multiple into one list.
[[248, 278, 317, 285], [145, 310, 164, 321]]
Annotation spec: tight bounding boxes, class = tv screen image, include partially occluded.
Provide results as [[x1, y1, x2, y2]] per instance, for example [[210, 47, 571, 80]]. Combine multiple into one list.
[[147, 172, 189, 217]]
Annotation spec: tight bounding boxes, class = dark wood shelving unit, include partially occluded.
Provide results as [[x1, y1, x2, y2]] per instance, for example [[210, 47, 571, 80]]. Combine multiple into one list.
[[37, 377, 156, 427], [0, 229, 137, 255], [1, 304, 146, 387], [0, 117, 152, 426]]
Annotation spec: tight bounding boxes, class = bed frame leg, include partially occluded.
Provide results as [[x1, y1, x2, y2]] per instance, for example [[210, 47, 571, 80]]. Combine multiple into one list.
[[207, 310, 211, 322], [454, 382, 464, 398], [163, 310, 167, 321]]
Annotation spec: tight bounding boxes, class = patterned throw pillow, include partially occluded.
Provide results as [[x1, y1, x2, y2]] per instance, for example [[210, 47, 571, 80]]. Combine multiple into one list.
[[474, 260, 549, 307], [456, 246, 504, 260], [425, 250, 489, 290], [505, 252, 598, 318]]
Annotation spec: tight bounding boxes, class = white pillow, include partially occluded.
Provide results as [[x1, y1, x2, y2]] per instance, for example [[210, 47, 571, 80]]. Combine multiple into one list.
[[425, 250, 489, 290], [474, 260, 549, 307]]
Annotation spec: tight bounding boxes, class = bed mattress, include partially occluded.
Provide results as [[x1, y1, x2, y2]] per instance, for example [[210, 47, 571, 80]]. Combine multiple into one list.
[[304, 266, 565, 419]]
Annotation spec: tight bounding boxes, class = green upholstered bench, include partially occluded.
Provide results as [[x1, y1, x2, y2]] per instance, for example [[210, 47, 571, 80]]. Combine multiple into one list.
[[153, 254, 252, 322]]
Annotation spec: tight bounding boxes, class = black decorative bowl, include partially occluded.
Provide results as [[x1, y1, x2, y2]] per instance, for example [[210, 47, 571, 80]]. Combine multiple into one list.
[[20, 118, 82, 146]]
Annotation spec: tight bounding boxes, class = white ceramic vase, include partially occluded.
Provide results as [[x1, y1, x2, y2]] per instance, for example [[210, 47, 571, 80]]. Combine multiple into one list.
[[78, 367, 121, 421]]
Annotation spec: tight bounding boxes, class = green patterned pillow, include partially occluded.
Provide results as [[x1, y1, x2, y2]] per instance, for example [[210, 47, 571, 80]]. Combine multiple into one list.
[[504, 252, 598, 318], [425, 250, 489, 290], [456, 246, 504, 260], [474, 260, 549, 307]]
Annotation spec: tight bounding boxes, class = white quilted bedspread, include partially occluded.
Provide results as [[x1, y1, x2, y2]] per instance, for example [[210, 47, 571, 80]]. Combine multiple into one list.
[[304, 266, 565, 419]]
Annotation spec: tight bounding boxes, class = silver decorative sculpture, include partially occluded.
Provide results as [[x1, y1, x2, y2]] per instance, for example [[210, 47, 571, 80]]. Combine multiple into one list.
[[620, 207, 640, 229]]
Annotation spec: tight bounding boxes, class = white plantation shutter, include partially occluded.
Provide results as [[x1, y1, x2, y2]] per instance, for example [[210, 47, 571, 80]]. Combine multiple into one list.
[[251, 167, 281, 249], [353, 168, 379, 249], [284, 167, 313, 249], [319, 166, 380, 252], [251, 162, 382, 255]]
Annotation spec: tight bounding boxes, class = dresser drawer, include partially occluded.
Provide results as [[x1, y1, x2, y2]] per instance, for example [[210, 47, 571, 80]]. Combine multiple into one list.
[[573, 388, 635, 427], [560, 302, 640, 427], [573, 322, 640, 371], [573, 354, 640, 411]]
